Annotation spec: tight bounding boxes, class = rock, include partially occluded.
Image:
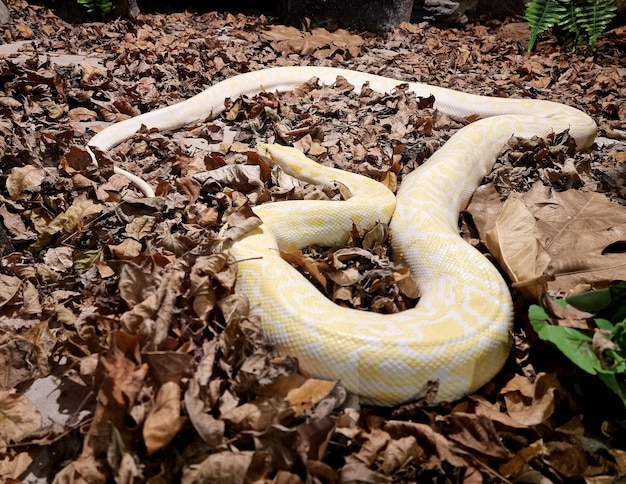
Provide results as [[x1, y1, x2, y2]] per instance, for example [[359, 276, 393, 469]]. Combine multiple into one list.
[[412, 0, 477, 25], [279, 0, 415, 31]]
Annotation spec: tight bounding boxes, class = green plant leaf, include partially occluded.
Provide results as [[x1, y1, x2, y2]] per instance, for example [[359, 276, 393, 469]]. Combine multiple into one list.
[[530, 318, 599, 373], [530, 282, 626, 407], [524, 0, 568, 50], [524, 0, 616, 49], [575, 0, 617, 46]]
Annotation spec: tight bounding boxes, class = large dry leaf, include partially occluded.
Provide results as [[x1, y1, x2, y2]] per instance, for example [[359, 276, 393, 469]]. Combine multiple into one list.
[[485, 193, 552, 299], [479, 183, 626, 297]]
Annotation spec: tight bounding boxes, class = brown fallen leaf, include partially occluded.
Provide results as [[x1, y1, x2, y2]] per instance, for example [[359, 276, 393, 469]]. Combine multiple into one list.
[[53, 448, 108, 484], [380, 435, 421, 474], [6, 166, 45, 200], [542, 439, 589, 478], [284, 378, 337, 418], [63, 199, 104, 233], [181, 450, 270, 484], [475, 182, 626, 298], [0, 390, 41, 442], [86, 332, 148, 457], [541, 293, 595, 330], [527, 184, 626, 294], [340, 461, 389, 484], [221, 399, 285, 433], [484, 192, 552, 299], [500, 373, 564, 426], [439, 413, 510, 459], [260, 25, 364, 57], [0, 452, 33, 480], [143, 381, 187, 455], [499, 439, 544, 478], [385, 419, 464, 469], [0, 274, 21, 308], [109, 238, 143, 260]]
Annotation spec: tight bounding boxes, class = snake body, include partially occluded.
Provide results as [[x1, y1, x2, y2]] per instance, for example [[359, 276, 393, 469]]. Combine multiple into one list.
[[88, 66, 597, 406]]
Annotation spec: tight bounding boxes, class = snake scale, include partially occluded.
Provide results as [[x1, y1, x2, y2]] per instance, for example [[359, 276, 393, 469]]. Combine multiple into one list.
[[88, 66, 597, 406]]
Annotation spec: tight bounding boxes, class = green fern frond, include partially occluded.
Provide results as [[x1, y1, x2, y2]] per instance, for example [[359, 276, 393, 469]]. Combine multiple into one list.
[[525, 0, 617, 50], [524, 0, 568, 51], [574, 0, 618, 46], [77, 0, 112, 17], [557, 1, 585, 46]]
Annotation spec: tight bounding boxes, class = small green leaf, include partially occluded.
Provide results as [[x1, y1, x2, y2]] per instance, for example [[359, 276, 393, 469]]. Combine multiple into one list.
[[530, 319, 599, 374]]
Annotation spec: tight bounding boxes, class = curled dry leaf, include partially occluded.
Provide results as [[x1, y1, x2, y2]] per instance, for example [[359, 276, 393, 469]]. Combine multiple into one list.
[[221, 399, 285, 433], [6, 166, 44, 200], [500, 373, 563, 426], [541, 293, 595, 330], [385, 419, 463, 469], [184, 378, 225, 448], [143, 381, 187, 455], [380, 435, 420, 474]]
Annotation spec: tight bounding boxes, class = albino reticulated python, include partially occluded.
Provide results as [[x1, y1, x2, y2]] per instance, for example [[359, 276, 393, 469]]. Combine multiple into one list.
[[88, 66, 597, 406]]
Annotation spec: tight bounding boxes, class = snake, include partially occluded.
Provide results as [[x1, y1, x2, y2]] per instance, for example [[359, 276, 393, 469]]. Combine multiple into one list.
[[87, 66, 597, 406]]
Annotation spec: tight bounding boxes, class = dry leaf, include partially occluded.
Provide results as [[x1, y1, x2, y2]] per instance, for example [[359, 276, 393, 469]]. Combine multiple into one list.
[[261, 26, 364, 57], [182, 451, 270, 484], [63, 200, 103, 233], [0, 274, 21, 308], [221, 400, 282, 432], [541, 294, 595, 329], [184, 377, 225, 448], [109, 238, 143, 260], [477, 182, 626, 298], [381, 435, 420, 474], [284, 378, 337, 418], [527, 184, 626, 294], [125, 215, 157, 240], [439, 413, 510, 459], [6, 166, 44, 200], [0, 452, 33, 480], [485, 193, 552, 299], [0, 390, 42, 441], [143, 381, 187, 455], [499, 440, 545, 477], [500, 373, 563, 426]]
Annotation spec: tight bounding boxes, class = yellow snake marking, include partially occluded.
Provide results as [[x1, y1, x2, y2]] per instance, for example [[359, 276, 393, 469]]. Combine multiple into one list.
[[87, 66, 597, 406]]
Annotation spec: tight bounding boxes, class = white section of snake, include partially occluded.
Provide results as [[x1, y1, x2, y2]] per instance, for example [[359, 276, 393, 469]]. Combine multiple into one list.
[[88, 66, 597, 406]]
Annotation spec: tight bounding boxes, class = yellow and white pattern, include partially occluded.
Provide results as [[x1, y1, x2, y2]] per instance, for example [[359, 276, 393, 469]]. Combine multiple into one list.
[[88, 66, 597, 406]]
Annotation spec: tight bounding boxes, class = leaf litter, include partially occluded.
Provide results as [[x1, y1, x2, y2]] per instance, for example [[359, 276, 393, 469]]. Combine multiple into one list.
[[1, 1, 626, 481]]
